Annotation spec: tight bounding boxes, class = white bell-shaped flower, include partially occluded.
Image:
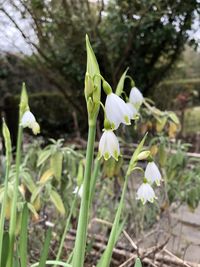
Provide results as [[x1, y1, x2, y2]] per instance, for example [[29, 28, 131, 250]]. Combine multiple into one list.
[[136, 182, 157, 204], [105, 93, 132, 129], [126, 102, 138, 119], [129, 87, 144, 110], [145, 162, 162, 186], [73, 185, 83, 198], [98, 129, 120, 161], [21, 110, 40, 135], [21, 111, 36, 128]]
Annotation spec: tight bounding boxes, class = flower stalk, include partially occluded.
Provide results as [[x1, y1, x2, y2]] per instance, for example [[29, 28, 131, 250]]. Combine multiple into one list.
[[72, 121, 96, 267]]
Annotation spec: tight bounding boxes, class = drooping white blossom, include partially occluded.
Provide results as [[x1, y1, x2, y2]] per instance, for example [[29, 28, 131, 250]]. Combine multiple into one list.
[[105, 93, 132, 129], [136, 182, 157, 204], [21, 111, 40, 135], [21, 111, 36, 128], [129, 87, 144, 110], [126, 102, 138, 119], [98, 129, 120, 161], [145, 162, 162, 186], [73, 185, 83, 198]]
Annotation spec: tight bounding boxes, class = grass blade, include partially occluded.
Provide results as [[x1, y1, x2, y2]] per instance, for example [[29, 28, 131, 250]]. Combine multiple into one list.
[[38, 227, 52, 267], [19, 203, 29, 267]]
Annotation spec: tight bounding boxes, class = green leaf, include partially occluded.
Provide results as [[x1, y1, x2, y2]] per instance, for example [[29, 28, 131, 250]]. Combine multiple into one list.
[[31, 187, 42, 203], [168, 112, 180, 124], [134, 258, 142, 267], [0, 232, 9, 267], [115, 68, 129, 96], [37, 150, 51, 167], [50, 189, 65, 215], [38, 228, 52, 267], [19, 203, 29, 267], [22, 172, 37, 193], [50, 152, 63, 182]]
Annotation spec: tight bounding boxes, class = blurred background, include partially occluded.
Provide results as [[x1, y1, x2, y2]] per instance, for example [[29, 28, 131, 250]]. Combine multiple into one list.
[[0, 0, 200, 266], [0, 0, 199, 141]]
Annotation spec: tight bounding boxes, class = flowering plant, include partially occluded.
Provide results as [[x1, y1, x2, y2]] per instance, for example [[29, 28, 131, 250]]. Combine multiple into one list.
[[0, 36, 166, 267]]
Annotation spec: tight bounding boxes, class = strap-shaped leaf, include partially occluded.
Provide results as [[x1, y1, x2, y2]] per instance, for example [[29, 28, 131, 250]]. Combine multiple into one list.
[[134, 258, 142, 267], [115, 68, 129, 96], [50, 152, 63, 182], [50, 189, 65, 215]]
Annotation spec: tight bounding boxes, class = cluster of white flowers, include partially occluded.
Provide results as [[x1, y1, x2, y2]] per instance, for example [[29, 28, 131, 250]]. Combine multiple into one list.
[[136, 162, 162, 204], [21, 110, 40, 135], [98, 86, 144, 161]]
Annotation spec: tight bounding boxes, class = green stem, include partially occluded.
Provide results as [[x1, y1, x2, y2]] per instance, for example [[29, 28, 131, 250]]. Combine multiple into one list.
[[0, 157, 10, 265], [72, 122, 96, 267], [89, 159, 100, 207], [54, 194, 77, 267], [97, 174, 129, 267], [7, 125, 23, 267]]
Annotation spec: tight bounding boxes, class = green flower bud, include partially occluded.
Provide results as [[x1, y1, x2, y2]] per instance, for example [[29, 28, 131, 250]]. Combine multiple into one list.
[[84, 72, 95, 99], [103, 80, 112, 95], [19, 83, 29, 118], [137, 150, 151, 160], [2, 119, 12, 162]]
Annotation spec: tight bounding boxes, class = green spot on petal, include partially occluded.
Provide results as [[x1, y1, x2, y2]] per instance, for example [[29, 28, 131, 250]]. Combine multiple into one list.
[[124, 115, 131, 125], [104, 152, 110, 161], [113, 150, 119, 161]]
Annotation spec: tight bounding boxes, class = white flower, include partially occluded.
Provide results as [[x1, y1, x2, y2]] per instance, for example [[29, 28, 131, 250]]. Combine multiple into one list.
[[145, 162, 162, 186], [136, 183, 157, 204], [21, 111, 36, 128], [129, 87, 144, 109], [126, 102, 138, 119], [105, 93, 132, 129], [98, 129, 120, 161], [21, 111, 40, 135], [73, 185, 83, 198]]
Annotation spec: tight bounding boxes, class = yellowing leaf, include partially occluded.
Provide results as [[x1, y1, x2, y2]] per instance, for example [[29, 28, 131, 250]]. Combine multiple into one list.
[[39, 169, 54, 185], [156, 116, 167, 132], [168, 121, 178, 139], [50, 152, 63, 182], [50, 190, 65, 215], [150, 145, 158, 156], [33, 196, 41, 212]]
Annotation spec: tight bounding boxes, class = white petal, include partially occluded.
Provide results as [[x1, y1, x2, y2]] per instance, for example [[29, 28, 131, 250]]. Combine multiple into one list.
[[98, 130, 120, 160], [21, 111, 36, 128], [136, 183, 156, 204], [73, 185, 83, 198], [145, 162, 162, 186], [105, 93, 132, 129], [126, 103, 137, 119], [129, 87, 143, 109]]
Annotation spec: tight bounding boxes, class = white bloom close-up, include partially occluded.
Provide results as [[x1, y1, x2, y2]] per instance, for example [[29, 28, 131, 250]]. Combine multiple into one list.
[[21, 110, 40, 135], [73, 185, 83, 198], [145, 162, 162, 186], [98, 129, 120, 161], [129, 87, 144, 109], [126, 102, 138, 119], [105, 93, 133, 129], [136, 182, 157, 204], [21, 111, 36, 128]]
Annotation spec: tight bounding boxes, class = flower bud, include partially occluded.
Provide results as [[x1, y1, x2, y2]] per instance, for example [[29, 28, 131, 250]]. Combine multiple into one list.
[[19, 83, 29, 117], [137, 150, 151, 160], [103, 80, 112, 95], [84, 72, 95, 99]]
